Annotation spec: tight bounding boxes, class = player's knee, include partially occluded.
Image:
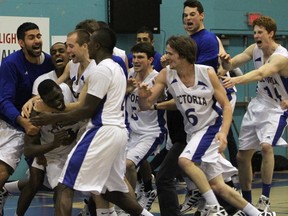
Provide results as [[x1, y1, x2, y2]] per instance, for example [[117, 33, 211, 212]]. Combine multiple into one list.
[[261, 143, 273, 155], [210, 181, 226, 195], [236, 151, 249, 165]]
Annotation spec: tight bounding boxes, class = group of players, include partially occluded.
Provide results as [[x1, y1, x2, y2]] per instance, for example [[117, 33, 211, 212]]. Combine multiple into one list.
[[1, 0, 288, 216]]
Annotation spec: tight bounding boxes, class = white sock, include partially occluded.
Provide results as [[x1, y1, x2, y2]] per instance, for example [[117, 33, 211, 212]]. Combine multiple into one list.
[[4, 181, 20, 194], [109, 207, 117, 216], [96, 208, 110, 216], [141, 208, 153, 216], [202, 189, 219, 205], [183, 177, 197, 190], [243, 203, 261, 216]]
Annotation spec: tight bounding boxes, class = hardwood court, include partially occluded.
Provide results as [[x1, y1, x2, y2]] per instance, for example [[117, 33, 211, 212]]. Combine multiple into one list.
[[3, 171, 288, 216]]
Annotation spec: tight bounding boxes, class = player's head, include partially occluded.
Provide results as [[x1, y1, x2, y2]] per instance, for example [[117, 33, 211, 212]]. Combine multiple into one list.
[[17, 22, 42, 57], [38, 80, 66, 111], [88, 28, 116, 59], [50, 42, 69, 71], [136, 26, 154, 45], [183, 0, 204, 35], [131, 43, 155, 72], [166, 35, 197, 65], [17, 22, 40, 41], [66, 29, 90, 63], [253, 16, 277, 40]]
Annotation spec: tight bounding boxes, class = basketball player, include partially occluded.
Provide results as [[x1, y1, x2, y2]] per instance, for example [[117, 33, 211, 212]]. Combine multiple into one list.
[[138, 35, 276, 216]]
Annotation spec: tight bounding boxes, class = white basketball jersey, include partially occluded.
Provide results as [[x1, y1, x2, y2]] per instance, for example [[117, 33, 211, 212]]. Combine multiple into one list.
[[69, 60, 97, 101], [166, 65, 222, 139], [126, 69, 167, 134], [253, 45, 288, 104], [86, 58, 127, 128]]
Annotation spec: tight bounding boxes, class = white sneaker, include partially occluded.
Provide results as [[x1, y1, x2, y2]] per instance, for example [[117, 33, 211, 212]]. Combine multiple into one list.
[[0, 188, 8, 216], [256, 195, 271, 212], [258, 212, 276, 216], [138, 189, 157, 211], [232, 210, 247, 216], [135, 181, 144, 200], [179, 188, 201, 214], [117, 210, 130, 216], [201, 204, 228, 216], [193, 197, 205, 216]]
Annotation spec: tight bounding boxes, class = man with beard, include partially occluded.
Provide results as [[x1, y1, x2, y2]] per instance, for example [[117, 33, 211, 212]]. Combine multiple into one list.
[[0, 22, 53, 215]]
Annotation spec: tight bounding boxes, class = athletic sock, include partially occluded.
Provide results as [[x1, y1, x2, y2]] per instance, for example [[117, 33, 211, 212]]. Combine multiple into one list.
[[242, 190, 252, 203], [141, 208, 153, 216], [243, 203, 261, 215], [202, 189, 219, 205], [4, 180, 20, 194], [109, 207, 117, 216], [96, 208, 110, 216], [262, 183, 271, 198]]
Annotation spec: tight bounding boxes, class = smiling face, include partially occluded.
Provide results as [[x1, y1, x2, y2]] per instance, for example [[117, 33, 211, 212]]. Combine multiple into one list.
[[19, 29, 43, 58], [165, 45, 181, 70], [50, 43, 69, 70], [183, 6, 204, 35], [66, 33, 88, 63]]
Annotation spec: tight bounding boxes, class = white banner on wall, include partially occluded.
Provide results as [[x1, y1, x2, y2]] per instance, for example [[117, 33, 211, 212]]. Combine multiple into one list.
[[0, 16, 50, 62], [51, 35, 67, 45]]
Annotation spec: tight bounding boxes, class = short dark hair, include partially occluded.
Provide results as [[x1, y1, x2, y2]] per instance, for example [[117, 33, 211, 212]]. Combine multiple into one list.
[[183, 0, 204, 13], [67, 29, 90, 46], [91, 28, 116, 54], [75, 19, 100, 34], [38, 79, 60, 98], [253, 16, 277, 39], [137, 26, 154, 41], [131, 43, 155, 59], [97, 21, 110, 29], [166, 36, 197, 64], [17, 22, 39, 40]]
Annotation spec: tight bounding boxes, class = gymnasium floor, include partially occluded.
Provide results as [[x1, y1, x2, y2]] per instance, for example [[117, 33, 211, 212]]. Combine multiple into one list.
[[3, 171, 288, 216]]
